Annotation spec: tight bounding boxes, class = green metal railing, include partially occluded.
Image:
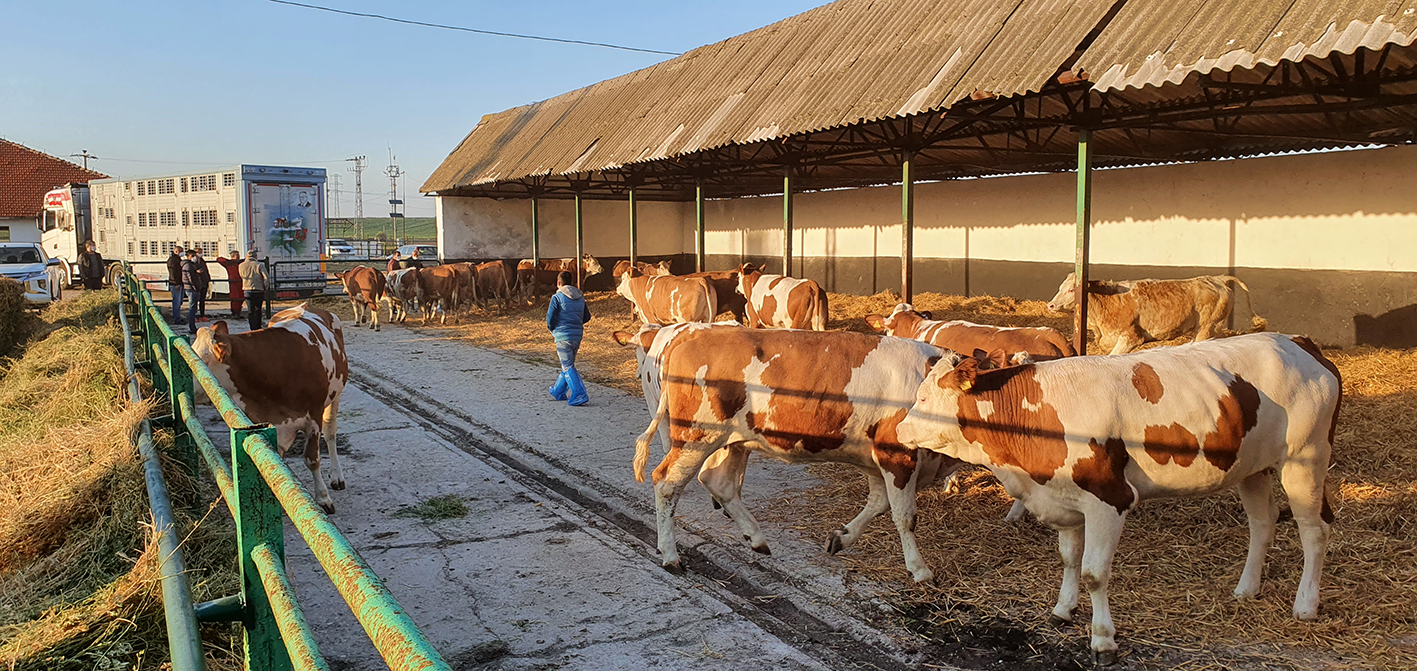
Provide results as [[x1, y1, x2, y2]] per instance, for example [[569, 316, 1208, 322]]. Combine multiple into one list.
[[118, 262, 451, 671]]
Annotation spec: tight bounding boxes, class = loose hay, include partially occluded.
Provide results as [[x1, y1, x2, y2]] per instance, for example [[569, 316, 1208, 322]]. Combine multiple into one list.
[[312, 288, 1415, 668]]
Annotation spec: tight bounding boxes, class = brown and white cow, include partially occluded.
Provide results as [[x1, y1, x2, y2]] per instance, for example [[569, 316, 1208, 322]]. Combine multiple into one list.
[[1047, 272, 1263, 355], [416, 265, 461, 324], [896, 332, 1340, 663], [337, 265, 386, 332], [518, 255, 605, 297], [736, 263, 828, 330], [616, 273, 717, 324], [866, 303, 1075, 361], [383, 268, 420, 323], [190, 305, 350, 513], [611, 259, 674, 279], [629, 325, 964, 581], [685, 270, 747, 324], [447, 262, 479, 316], [475, 259, 517, 311]]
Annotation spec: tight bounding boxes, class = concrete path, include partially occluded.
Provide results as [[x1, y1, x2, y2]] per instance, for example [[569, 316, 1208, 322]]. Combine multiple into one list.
[[197, 316, 929, 670]]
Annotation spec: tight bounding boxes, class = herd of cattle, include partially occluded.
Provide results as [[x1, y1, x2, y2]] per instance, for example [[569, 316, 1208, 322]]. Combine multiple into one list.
[[193, 260, 1339, 665]]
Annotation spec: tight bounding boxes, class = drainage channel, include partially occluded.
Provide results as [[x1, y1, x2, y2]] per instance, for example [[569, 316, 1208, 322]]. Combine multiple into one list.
[[349, 365, 930, 671]]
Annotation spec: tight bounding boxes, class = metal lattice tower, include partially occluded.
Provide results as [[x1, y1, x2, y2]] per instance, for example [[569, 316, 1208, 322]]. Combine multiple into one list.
[[346, 155, 366, 238], [327, 174, 342, 219], [385, 149, 405, 243]]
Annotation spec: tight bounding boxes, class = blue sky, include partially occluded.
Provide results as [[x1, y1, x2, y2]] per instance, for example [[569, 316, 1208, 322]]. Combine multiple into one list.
[[1, 0, 822, 217]]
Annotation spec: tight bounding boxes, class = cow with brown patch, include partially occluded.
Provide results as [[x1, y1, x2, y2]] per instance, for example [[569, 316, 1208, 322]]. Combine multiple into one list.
[[684, 270, 746, 323], [474, 259, 517, 311], [866, 303, 1075, 361], [628, 324, 962, 582], [611, 259, 673, 279], [736, 263, 828, 330], [616, 271, 718, 325], [336, 265, 385, 331], [517, 255, 604, 298], [383, 268, 420, 323], [1047, 272, 1265, 354], [416, 265, 461, 324], [190, 305, 350, 513], [896, 332, 1340, 664]]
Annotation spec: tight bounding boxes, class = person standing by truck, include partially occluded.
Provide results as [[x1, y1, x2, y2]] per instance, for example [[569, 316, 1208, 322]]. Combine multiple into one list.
[[238, 252, 268, 331], [167, 244, 185, 323], [181, 249, 202, 334], [215, 251, 245, 318], [386, 250, 401, 273], [78, 240, 105, 290], [193, 249, 211, 321]]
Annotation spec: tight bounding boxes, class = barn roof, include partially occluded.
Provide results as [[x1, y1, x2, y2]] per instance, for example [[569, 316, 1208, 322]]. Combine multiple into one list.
[[424, 0, 1417, 200], [0, 139, 108, 217]]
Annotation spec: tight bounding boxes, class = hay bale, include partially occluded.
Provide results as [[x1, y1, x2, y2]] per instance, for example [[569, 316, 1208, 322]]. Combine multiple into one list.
[[0, 278, 22, 357]]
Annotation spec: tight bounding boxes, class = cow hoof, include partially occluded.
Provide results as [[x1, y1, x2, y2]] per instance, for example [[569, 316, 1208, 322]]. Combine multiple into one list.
[[752, 544, 771, 556], [824, 530, 846, 555], [330, 479, 346, 491], [1093, 650, 1118, 667], [1047, 613, 1071, 627], [662, 560, 684, 575], [910, 568, 935, 584], [320, 501, 336, 515]]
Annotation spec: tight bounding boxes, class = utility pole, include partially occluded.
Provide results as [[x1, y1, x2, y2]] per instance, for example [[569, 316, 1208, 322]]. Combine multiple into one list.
[[327, 174, 342, 220], [346, 155, 366, 239], [385, 149, 405, 245], [70, 149, 97, 170]]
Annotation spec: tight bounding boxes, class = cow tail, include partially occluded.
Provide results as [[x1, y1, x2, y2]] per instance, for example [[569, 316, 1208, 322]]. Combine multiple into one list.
[[812, 287, 828, 331], [634, 390, 670, 483], [1227, 277, 1267, 332]]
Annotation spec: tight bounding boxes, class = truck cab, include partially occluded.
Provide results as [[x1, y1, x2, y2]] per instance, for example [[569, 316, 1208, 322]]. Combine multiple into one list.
[[39, 184, 92, 288]]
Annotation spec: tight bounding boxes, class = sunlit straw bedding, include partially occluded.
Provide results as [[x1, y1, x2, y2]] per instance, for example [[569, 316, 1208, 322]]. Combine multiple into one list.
[[311, 289, 1417, 669]]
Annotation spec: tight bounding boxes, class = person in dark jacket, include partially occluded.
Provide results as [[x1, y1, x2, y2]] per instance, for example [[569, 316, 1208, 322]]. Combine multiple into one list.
[[402, 248, 425, 270], [215, 251, 244, 318], [78, 240, 105, 290], [181, 250, 202, 334], [193, 249, 211, 320], [238, 253, 268, 331], [546, 271, 592, 406], [167, 245, 185, 323], [386, 251, 402, 272]]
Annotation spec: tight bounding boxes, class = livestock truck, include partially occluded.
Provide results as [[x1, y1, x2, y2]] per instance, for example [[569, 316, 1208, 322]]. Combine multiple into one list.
[[83, 165, 328, 296]]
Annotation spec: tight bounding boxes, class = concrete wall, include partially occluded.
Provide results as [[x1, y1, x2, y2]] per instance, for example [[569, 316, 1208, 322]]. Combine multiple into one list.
[[0, 217, 41, 243], [436, 145, 1417, 346]]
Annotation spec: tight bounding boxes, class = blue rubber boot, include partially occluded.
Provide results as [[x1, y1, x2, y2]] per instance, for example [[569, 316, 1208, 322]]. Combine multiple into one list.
[[549, 370, 570, 401], [565, 367, 589, 407]]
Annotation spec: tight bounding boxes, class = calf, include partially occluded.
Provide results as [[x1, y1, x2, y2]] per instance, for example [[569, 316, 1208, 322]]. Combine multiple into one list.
[[866, 303, 1074, 361], [416, 265, 461, 324], [475, 259, 517, 311], [337, 265, 385, 331], [1047, 272, 1262, 355], [629, 325, 964, 582], [383, 268, 420, 323], [190, 305, 350, 513], [616, 272, 717, 324], [737, 263, 828, 330], [896, 332, 1340, 663]]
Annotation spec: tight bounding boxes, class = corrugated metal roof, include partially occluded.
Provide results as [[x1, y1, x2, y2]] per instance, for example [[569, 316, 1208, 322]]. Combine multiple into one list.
[[424, 0, 1417, 195], [1077, 0, 1417, 91]]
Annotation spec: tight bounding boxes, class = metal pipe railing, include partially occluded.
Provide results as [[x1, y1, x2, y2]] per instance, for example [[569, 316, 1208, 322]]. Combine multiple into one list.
[[251, 543, 330, 671], [176, 391, 235, 508]]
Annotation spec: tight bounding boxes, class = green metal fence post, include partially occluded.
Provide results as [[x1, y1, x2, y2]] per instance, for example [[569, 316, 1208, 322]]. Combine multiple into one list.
[[232, 424, 291, 671], [901, 150, 915, 303], [782, 164, 794, 277], [166, 334, 199, 480], [530, 197, 540, 267], [1074, 128, 1093, 356], [574, 191, 585, 288], [628, 186, 638, 268], [695, 179, 706, 273]]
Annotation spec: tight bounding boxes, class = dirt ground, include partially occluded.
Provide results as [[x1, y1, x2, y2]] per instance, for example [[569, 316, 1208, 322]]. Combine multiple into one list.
[[300, 289, 1417, 670]]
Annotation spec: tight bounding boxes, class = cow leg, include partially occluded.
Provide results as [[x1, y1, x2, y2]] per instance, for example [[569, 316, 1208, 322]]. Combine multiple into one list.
[[826, 468, 889, 556], [1005, 499, 1028, 522], [883, 471, 933, 583], [1107, 330, 1144, 355], [1280, 455, 1331, 620], [369, 296, 380, 331], [323, 398, 345, 491], [1080, 508, 1126, 664], [696, 445, 768, 554], [303, 426, 336, 514], [1234, 469, 1278, 599], [1050, 525, 1085, 624], [652, 442, 716, 573]]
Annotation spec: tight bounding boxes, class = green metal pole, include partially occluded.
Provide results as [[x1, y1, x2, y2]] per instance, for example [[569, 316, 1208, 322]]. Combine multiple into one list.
[[628, 186, 638, 268], [695, 179, 705, 273], [575, 192, 584, 288], [901, 151, 914, 303], [166, 333, 198, 481], [1075, 128, 1093, 356], [233, 424, 291, 671], [783, 165, 793, 277], [530, 197, 540, 267]]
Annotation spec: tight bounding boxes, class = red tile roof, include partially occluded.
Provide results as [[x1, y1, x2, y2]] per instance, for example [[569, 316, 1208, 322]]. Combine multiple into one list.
[[0, 139, 108, 218]]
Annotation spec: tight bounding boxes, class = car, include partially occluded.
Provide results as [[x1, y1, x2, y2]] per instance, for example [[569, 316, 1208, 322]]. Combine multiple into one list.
[[395, 244, 438, 263], [0, 243, 64, 306], [325, 238, 358, 257]]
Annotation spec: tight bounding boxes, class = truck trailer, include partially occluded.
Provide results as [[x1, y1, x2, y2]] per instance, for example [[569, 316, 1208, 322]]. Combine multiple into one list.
[[84, 165, 327, 295]]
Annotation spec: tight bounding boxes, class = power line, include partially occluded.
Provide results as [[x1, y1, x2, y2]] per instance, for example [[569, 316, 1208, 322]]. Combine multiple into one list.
[[265, 0, 681, 56]]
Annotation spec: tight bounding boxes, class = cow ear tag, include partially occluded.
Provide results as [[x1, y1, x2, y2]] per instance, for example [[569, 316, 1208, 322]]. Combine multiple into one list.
[[959, 379, 974, 392]]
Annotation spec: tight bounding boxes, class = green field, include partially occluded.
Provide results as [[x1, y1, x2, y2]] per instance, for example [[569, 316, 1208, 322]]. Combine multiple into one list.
[[327, 217, 436, 241]]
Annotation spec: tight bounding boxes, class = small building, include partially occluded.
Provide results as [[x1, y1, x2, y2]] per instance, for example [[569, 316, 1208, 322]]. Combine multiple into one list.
[[0, 139, 107, 244]]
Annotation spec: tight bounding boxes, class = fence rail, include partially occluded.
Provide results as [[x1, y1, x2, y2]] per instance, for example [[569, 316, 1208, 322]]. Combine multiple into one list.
[[119, 262, 451, 671]]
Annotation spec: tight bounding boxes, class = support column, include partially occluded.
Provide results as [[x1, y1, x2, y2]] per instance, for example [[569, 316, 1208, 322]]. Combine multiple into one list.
[[782, 165, 794, 277], [901, 151, 915, 303], [628, 187, 638, 267], [574, 192, 585, 288], [1074, 129, 1093, 356], [695, 179, 706, 272], [232, 424, 289, 671], [530, 197, 540, 266]]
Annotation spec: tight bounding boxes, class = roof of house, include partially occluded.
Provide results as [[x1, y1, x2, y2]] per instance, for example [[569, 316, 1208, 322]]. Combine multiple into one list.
[[0, 139, 108, 217]]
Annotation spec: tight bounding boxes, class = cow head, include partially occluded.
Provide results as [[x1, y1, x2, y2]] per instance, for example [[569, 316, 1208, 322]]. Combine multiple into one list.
[[736, 263, 761, 296], [865, 303, 932, 337], [896, 352, 977, 453], [582, 254, 603, 276], [612, 260, 633, 280], [191, 320, 234, 366], [1046, 272, 1078, 312]]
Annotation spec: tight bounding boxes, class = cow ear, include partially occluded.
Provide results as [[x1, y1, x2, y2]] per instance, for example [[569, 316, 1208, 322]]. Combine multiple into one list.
[[920, 310, 934, 320], [212, 320, 229, 336], [612, 330, 633, 346], [212, 337, 231, 363], [940, 356, 979, 392], [988, 348, 1007, 369], [864, 314, 886, 331]]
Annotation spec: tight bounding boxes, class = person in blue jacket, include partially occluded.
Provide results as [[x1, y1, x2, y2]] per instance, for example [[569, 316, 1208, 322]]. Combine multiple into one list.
[[546, 271, 592, 406]]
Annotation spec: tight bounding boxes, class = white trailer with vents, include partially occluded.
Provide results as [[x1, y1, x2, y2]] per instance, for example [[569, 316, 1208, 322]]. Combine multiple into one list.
[[86, 165, 327, 296]]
